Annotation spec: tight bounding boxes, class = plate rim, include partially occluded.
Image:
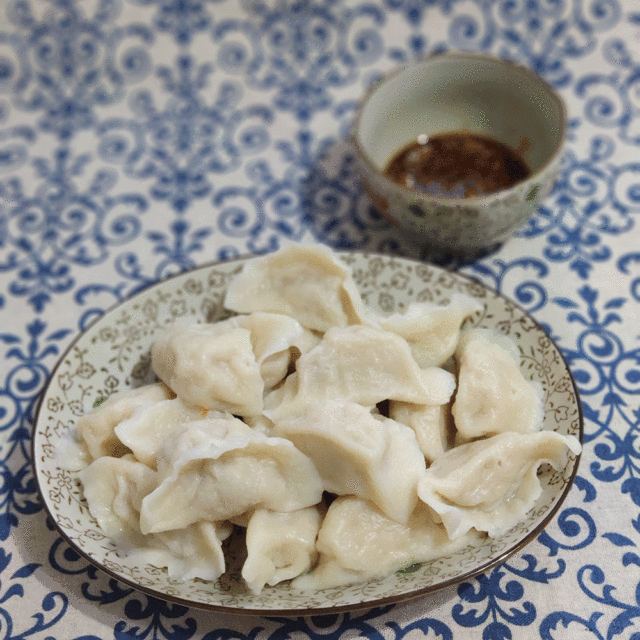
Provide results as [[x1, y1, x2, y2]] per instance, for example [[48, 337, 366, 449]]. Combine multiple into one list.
[[32, 249, 584, 615]]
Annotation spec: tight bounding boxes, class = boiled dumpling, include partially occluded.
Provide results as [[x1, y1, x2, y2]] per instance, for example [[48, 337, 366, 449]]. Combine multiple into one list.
[[78, 453, 157, 545], [292, 497, 482, 590], [269, 325, 456, 421], [241, 316, 319, 389], [417, 430, 582, 539], [128, 521, 233, 582], [114, 397, 209, 467], [388, 400, 454, 463], [76, 383, 173, 460], [452, 329, 544, 441], [274, 400, 426, 523], [242, 505, 324, 594], [151, 325, 264, 416], [140, 416, 323, 533], [206, 311, 320, 389], [375, 294, 483, 367], [223, 244, 369, 332], [243, 384, 292, 435]]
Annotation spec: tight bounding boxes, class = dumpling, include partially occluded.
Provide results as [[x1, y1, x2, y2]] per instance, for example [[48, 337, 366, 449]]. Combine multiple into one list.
[[243, 385, 292, 435], [242, 505, 324, 594], [452, 329, 544, 441], [292, 497, 482, 590], [375, 294, 484, 367], [140, 416, 323, 534], [259, 326, 320, 390], [388, 400, 454, 463], [114, 397, 209, 467], [78, 453, 157, 545], [204, 311, 319, 389], [128, 521, 233, 582], [417, 430, 582, 539], [223, 244, 369, 332], [151, 325, 264, 416], [76, 383, 173, 460], [274, 400, 426, 523], [229, 314, 319, 389], [269, 325, 456, 421]]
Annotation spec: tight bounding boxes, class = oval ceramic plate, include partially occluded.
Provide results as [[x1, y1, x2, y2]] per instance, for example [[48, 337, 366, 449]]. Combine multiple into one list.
[[33, 251, 583, 615]]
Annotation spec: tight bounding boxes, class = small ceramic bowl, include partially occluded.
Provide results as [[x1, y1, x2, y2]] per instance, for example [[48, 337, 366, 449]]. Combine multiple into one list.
[[351, 53, 566, 258]]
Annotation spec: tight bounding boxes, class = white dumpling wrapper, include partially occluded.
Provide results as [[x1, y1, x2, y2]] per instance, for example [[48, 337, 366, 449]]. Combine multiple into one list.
[[389, 400, 454, 463], [374, 293, 484, 367], [244, 383, 298, 435], [292, 497, 482, 590], [274, 400, 426, 523], [114, 397, 209, 467], [127, 521, 233, 582], [417, 430, 582, 539], [76, 383, 173, 460], [452, 329, 544, 441], [223, 244, 369, 332], [140, 416, 323, 534], [239, 316, 319, 389], [151, 325, 264, 416], [79, 453, 157, 544], [242, 506, 324, 594], [203, 311, 319, 388], [269, 325, 456, 421]]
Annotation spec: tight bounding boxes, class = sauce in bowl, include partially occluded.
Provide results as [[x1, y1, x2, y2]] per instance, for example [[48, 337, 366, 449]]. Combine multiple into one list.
[[384, 132, 530, 198]]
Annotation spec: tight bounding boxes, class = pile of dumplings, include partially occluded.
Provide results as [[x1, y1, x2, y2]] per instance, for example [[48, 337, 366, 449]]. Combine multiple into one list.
[[73, 244, 581, 595]]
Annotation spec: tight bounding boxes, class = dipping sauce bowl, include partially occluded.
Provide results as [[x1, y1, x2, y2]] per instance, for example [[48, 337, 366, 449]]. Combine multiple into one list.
[[351, 53, 566, 259]]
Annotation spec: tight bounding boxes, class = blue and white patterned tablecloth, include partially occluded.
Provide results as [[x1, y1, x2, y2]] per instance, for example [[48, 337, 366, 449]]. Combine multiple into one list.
[[2, 0, 640, 637]]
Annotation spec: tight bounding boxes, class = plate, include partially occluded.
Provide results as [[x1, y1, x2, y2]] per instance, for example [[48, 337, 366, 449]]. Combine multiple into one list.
[[33, 251, 583, 615]]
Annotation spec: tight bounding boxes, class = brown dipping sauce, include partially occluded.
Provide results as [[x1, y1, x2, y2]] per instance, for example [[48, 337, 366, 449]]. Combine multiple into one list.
[[384, 132, 531, 198]]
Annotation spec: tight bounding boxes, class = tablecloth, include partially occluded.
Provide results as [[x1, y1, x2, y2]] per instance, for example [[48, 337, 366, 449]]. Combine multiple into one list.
[[2, 0, 640, 637]]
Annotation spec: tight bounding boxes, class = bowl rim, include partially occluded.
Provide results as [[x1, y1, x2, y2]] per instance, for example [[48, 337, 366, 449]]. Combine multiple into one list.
[[32, 249, 584, 616], [350, 52, 568, 206]]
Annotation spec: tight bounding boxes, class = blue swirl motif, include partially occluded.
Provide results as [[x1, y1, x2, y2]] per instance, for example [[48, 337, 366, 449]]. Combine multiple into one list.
[[0, 125, 35, 175], [468, 257, 550, 314], [108, 219, 214, 299], [48, 535, 200, 639], [453, 568, 539, 639], [619, 251, 640, 305], [98, 55, 272, 214], [115, 597, 197, 640], [552, 285, 640, 530], [0, 149, 148, 312], [73, 281, 131, 332], [213, 0, 387, 122], [281, 131, 389, 249], [48, 535, 137, 608], [383, 0, 622, 87], [0, 320, 72, 541], [266, 607, 397, 640], [0, 546, 95, 640], [0, 0, 153, 141], [518, 135, 640, 279], [58, 221, 213, 329], [576, 27, 640, 144], [540, 533, 640, 639], [452, 498, 597, 640], [128, 0, 226, 45], [207, 130, 391, 255], [384, 0, 458, 26]]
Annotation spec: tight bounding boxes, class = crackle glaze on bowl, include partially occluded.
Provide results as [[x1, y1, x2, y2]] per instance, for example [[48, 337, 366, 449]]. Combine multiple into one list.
[[352, 54, 566, 258], [33, 251, 582, 615]]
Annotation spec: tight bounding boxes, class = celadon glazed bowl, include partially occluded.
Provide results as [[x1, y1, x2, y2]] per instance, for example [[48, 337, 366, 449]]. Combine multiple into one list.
[[33, 251, 582, 615], [352, 54, 566, 259]]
